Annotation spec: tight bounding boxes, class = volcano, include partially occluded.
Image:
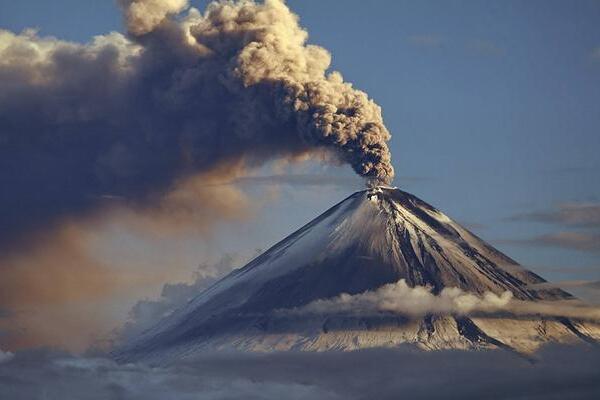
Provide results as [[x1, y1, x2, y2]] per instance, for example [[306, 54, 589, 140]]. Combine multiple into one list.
[[118, 187, 600, 362]]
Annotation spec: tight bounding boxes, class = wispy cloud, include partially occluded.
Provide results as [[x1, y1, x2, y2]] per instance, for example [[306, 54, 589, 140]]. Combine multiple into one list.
[[590, 46, 600, 62], [525, 232, 600, 254], [500, 232, 600, 254], [506, 202, 600, 254], [529, 280, 600, 291], [510, 203, 600, 228], [466, 39, 505, 56], [407, 34, 446, 48], [525, 264, 600, 274], [407, 35, 505, 56], [459, 221, 488, 231], [529, 280, 600, 305]]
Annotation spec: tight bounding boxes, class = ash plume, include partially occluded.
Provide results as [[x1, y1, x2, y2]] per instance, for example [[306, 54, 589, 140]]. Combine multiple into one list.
[[0, 0, 394, 248]]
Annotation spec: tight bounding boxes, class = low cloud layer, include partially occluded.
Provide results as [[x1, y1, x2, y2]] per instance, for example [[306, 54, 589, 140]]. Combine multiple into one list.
[[284, 280, 600, 321], [287, 279, 513, 317], [1, 346, 600, 400]]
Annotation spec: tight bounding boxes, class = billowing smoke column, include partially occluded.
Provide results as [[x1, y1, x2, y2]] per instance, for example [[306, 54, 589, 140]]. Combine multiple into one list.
[[0, 0, 394, 247]]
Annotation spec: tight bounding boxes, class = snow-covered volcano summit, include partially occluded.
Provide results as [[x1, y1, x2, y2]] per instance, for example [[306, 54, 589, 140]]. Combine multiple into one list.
[[117, 187, 599, 362]]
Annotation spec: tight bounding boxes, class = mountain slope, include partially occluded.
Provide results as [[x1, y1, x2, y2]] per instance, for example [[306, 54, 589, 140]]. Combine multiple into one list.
[[117, 187, 599, 362]]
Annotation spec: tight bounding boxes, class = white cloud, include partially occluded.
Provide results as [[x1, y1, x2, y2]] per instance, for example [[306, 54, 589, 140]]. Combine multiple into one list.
[[283, 279, 600, 321], [285, 279, 513, 317]]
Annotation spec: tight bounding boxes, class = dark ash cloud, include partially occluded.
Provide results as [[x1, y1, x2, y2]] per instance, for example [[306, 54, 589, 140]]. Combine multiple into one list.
[[1, 345, 600, 400], [0, 0, 395, 349], [0, 0, 394, 250]]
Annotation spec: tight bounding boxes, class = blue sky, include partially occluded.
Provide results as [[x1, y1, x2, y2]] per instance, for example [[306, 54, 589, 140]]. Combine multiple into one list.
[[1, 1, 599, 293]]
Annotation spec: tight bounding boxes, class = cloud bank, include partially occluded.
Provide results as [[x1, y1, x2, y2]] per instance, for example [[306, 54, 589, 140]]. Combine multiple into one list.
[[1, 346, 600, 400]]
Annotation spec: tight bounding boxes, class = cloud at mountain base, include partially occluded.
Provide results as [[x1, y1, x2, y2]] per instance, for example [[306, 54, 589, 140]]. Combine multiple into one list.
[[1, 345, 599, 400]]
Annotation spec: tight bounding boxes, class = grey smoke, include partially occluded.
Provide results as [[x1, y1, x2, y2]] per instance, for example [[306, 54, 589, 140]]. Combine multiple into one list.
[[0, 0, 394, 248]]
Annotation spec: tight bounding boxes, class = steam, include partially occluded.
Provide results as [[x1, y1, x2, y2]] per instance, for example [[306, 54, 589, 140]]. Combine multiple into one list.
[[286, 279, 600, 321], [0, 0, 394, 248]]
